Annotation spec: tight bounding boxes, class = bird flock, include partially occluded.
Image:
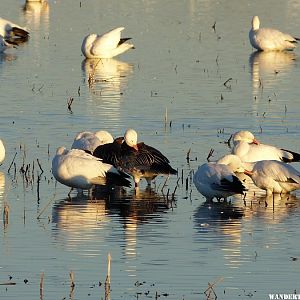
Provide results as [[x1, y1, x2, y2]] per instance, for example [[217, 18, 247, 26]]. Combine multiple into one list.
[[1, 8, 299, 199], [194, 130, 300, 201], [53, 128, 177, 192]]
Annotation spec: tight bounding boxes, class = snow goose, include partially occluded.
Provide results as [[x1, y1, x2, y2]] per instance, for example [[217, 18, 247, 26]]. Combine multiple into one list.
[[81, 27, 134, 59], [71, 130, 113, 154], [0, 139, 5, 164], [0, 17, 29, 42], [93, 129, 177, 187], [193, 154, 247, 202], [232, 130, 300, 163], [244, 160, 300, 195], [52, 147, 131, 191], [249, 16, 299, 51]]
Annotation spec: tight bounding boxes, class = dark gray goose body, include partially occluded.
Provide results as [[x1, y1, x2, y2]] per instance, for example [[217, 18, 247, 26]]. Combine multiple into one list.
[[93, 129, 177, 187]]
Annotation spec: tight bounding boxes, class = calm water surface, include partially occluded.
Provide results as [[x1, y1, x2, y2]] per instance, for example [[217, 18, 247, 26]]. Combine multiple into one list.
[[1, 0, 300, 299]]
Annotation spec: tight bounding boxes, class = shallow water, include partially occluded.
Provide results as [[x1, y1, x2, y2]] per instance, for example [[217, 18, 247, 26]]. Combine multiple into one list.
[[1, 0, 300, 299]]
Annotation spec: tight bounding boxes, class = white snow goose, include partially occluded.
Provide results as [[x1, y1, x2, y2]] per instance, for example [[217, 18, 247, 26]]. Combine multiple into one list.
[[249, 16, 299, 51], [81, 27, 134, 59], [71, 130, 114, 154], [193, 154, 247, 202], [0, 139, 5, 164], [0, 17, 29, 43], [244, 160, 300, 195], [232, 130, 300, 163], [93, 129, 177, 187], [52, 147, 131, 192]]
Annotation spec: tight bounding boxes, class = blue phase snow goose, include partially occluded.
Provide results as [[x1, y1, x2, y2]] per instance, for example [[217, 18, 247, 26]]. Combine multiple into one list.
[[93, 129, 177, 187]]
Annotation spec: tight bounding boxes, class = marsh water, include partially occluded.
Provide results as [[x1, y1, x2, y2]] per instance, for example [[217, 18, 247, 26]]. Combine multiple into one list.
[[1, 0, 300, 299]]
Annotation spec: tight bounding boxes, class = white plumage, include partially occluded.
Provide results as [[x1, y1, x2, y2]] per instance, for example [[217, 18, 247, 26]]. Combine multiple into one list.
[[0, 139, 5, 164], [52, 147, 129, 190], [232, 130, 300, 163], [71, 130, 113, 154], [193, 154, 247, 201], [249, 16, 299, 51], [244, 160, 300, 195], [81, 27, 134, 59]]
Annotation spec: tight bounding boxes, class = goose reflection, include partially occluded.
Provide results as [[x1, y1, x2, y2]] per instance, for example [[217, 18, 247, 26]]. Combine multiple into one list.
[[82, 58, 134, 124], [250, 50, 296, 94], [241, 192, 300, 224], [0, 172, 5, 205], [52, 194, 109, 250], [194, 200, 244, 268], [93, 186, 173, 223], [82, 58, 134, 98], [103, 187, 172, 262], [52, 187, 172, 259], [0, 53, 17, 64], [23, 0, 49, 30]]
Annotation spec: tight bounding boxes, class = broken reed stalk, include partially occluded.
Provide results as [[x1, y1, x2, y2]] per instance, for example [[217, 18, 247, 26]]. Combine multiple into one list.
[[164, 107, 168, 126], [3, 203, 9, 229], [7, 152, 17, 173], [161, 175, 170, 194], [37, 158, 44, 174], [206, 148, 214, 162], [105, 253, 111, 300], [36, 193, 56, 219], [171, 178, 180, 200], [186, 148, 191, 163], [40, 272, 44, 299], [67, 97, 74, 113], [70, 271, 75, 289], [204, 276, 224, 299], [223, 77, 232, 88], [69, 271, 75, 300]]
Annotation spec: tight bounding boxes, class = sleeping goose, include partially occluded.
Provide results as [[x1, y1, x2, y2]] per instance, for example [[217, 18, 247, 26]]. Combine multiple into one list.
[[93, 129, 177, 187], [193, 154, 247, 202], [71, 130, 113, 154], [232, 130, 300, 163], [249, 16, 299, 51], [81, 27, 134, 59], [0, 17, 29, 43], [52, 147, 131, 192]]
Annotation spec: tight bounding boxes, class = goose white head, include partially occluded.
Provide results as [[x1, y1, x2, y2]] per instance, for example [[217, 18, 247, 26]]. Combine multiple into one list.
[[94, 130, 114, 145], [252, 16, 260, 31], [0, 139, 5, 164], [232, 130, 260, 145], [217, 154, 245, 173], [124, 129, 138, 150]]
